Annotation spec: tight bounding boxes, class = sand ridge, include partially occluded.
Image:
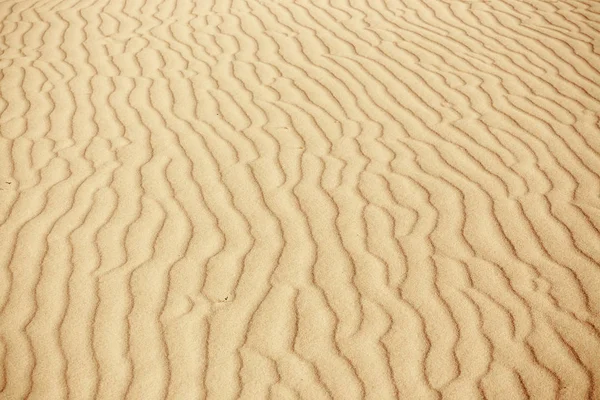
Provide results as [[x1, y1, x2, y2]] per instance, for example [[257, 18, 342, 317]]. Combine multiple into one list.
[[1, 0, 600, 398]]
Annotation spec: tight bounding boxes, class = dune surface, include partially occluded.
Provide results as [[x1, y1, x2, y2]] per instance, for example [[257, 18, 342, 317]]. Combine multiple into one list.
[[1, 0, 600, 398]]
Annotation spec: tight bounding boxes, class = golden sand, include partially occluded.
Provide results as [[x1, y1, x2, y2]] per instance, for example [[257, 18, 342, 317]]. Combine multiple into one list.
[[1, 0, 600, 398]]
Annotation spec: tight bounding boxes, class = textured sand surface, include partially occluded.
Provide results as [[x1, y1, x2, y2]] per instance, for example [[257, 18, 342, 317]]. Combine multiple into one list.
[[1, 0, 600, 398]]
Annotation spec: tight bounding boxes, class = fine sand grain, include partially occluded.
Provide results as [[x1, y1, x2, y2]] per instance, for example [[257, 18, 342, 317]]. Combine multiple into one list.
[[1, 0, 600, 398]]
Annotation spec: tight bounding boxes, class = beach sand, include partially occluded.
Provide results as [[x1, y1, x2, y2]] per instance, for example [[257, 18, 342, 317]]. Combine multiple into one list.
[[1, 0, 600, 398]]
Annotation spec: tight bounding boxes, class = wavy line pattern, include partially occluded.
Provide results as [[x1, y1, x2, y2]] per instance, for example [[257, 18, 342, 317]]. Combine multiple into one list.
[[1, 0, 600, 398]]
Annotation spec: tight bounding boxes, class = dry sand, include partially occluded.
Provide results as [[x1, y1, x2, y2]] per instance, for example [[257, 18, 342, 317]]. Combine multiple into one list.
[[1, 0, 600, 398]]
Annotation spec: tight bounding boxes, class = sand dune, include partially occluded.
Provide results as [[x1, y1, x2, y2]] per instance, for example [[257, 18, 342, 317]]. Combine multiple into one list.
[[1, 0, 600, 398]]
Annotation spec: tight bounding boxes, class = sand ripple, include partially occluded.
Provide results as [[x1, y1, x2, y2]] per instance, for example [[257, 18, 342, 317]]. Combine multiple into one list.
[[1, 0, 600, 398]]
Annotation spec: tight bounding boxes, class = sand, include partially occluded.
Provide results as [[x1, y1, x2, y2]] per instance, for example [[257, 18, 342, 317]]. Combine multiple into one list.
[[1, 0, 600, 398]]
